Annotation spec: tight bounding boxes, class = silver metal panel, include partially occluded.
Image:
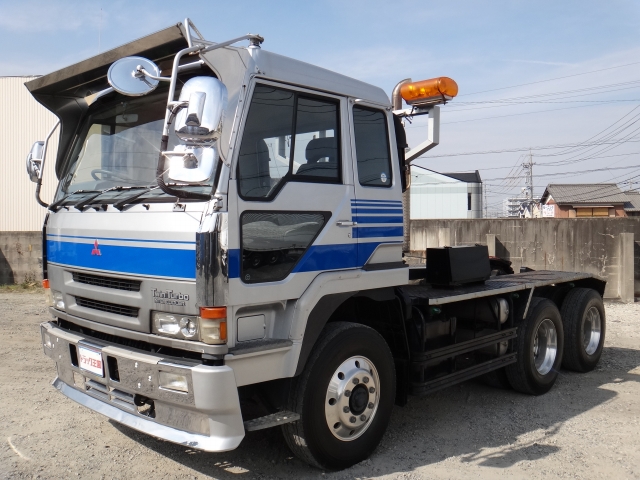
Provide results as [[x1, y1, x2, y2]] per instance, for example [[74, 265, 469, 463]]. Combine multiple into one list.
[[48, 263, 198, 333], [53, 378, 241, 452], [237, 315, 266, 342], [43, 322, 245, 450]]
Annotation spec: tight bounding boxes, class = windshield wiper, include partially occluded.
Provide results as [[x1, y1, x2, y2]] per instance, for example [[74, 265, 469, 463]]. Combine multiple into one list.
[[48, 190, 99, 212], [73, 186, 132, 211], [113, 186, 158, 210]]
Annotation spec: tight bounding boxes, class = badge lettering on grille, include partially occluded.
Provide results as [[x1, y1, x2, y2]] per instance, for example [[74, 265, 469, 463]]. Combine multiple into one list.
[[151, 288, 189, 306]]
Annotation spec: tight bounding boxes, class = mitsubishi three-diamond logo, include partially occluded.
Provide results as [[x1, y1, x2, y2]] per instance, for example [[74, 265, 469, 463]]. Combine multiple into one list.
[[91, 240, 101, 256]]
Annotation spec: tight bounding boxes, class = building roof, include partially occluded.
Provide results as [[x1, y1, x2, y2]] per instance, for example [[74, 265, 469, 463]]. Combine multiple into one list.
[[441, 170, 482, 183], [541, 184, 629, 206], [412, 166, 482, 184], [624, 190, 640, 212]]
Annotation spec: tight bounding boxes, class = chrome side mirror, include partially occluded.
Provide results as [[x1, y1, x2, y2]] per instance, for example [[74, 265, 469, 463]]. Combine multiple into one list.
[[107, 56, 162, 96], [166, 145, 217, 183], [26, 141, 45, 183], [174, 77, 227, 142]]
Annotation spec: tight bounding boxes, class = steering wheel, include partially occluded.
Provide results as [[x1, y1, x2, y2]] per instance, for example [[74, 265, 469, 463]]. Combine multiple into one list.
[[91, 169, 136, 182]]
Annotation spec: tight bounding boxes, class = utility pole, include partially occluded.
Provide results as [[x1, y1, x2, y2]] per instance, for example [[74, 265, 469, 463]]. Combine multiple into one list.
[[484, 185, 488, 218], [522, 150, 535, 216]]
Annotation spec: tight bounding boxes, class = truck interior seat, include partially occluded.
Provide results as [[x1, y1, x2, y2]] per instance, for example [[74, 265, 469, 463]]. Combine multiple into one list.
[[296, 137, 338, 178]]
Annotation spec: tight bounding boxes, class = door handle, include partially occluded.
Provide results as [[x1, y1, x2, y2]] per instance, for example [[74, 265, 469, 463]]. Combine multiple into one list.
[[336, 221, 357, 226]]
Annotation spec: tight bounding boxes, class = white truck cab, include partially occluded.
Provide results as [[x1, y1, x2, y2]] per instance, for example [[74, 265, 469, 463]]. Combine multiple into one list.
[[26, 20, 607, 470]]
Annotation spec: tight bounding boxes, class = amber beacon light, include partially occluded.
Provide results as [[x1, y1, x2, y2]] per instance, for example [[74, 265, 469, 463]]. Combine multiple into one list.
[[400, 77, 458, 106]]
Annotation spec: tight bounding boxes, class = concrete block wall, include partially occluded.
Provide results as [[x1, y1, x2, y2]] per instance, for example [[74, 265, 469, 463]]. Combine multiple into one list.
[[0, 232, 43, 285], [410, 218, 640, 301]]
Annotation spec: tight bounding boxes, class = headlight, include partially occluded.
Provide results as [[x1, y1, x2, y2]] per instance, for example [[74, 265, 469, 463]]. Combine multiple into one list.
[[51, 290, 65, 310], [158, 371, 189, 393], [152, 312, 199, 340]]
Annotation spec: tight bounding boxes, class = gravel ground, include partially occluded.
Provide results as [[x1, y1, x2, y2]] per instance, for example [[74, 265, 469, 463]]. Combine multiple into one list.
[[1, 292, 639, 479]]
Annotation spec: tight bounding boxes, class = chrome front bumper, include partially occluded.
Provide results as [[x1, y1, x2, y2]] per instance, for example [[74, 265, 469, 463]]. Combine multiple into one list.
[[41, 321, 245, 452]]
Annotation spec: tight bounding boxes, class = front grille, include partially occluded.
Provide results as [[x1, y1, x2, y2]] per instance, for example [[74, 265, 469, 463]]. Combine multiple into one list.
[[75, 296, 139, 318], [72, 272, 141, 292]]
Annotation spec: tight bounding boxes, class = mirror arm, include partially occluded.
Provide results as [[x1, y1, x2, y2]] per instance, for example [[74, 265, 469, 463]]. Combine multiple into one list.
[[35, 120, 61, 208]]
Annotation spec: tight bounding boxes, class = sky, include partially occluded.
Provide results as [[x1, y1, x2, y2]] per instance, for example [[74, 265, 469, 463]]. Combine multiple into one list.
[[1, 0, 639, 215]]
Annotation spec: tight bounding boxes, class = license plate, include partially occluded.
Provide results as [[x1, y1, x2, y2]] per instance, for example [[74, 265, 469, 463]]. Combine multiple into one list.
[[78, 345, 103, 377]]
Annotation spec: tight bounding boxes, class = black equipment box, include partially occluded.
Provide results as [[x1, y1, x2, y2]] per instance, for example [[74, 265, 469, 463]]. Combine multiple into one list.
[[426, 245, 491, 286]]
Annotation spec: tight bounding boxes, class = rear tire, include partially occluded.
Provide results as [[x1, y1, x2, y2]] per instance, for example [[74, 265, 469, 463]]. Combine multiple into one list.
[[560, 288, 605, 372], [282, 322, 395, 470], [506, 297, 564, 395]]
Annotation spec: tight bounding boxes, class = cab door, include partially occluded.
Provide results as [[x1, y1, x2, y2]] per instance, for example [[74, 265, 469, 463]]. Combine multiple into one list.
[[225, 81, 357, 342], [349, 102, 404, 269]]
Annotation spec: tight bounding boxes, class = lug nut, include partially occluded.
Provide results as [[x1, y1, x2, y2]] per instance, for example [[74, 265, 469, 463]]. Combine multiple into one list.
[[363, 376, 369, 384], [350, 416, 356, 424], [344, 390, 351, 397], [360, 415, 366, 421], [343, 406, 350, 413], [368, 402, 374, 409], [352, 378, 359, 385], [369, 387, 375, 393]]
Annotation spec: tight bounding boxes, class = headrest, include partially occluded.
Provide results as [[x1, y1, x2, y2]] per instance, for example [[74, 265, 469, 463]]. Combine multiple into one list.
[[305, 137, 337, 163]]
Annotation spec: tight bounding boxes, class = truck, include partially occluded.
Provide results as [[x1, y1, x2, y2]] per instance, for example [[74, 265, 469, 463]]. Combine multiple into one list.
[[25, 19, 607, 470]]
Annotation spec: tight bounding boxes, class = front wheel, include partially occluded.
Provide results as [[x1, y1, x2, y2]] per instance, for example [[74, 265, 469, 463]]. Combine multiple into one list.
[[282, 322, 395, 470], [506, 297, 564, 395]]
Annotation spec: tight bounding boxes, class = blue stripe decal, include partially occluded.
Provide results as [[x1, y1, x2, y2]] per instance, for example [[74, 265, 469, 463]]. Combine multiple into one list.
[[48, 234, 195, 245], [351, 203, 403, 208], [292, 244, 358, 273], [353, 226, 403, 238], [351, 199, 402, 204], [228, 249, 241, 279], [351, 208, 403, 214], [228, 241, 403, 279], [353, 216, 403, 224], [47, 240, 196, 279]]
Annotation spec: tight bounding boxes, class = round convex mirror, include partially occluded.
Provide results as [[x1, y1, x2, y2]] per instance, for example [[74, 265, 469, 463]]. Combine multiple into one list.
[[107, 56, 161, 96]]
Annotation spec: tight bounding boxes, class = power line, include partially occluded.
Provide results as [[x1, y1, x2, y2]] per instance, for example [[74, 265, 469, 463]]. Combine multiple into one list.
[[458, 61, 640, 97], [420, 137, 640, 159]]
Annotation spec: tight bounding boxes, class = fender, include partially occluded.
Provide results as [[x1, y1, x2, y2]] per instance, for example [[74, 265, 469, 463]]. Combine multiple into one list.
[[289, 267, 408, 376]]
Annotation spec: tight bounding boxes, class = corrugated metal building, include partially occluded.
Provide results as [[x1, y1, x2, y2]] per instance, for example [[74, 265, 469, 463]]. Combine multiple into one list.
[[1, 76, 59, 231], [410, 166, 483, 219]]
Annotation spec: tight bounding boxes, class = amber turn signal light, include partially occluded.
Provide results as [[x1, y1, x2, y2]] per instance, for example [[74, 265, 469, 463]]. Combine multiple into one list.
[[42, 279, 50, 289], [400, 77, 458, 105], [200, 306, 227, 319]]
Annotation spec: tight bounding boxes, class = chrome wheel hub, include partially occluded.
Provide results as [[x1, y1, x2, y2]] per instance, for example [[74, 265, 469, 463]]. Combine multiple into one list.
[[533, 318, 557, 375], [583, 306, 602, 355], [325, 356, 380, 441]]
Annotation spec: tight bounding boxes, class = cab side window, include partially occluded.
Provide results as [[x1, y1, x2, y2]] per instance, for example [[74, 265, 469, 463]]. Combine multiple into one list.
[[353, 106, 392, 188], [237, 85, 341, 200]]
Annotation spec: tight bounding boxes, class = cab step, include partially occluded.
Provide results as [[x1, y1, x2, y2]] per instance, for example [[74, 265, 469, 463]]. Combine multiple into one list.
[[243, 411, 300, 431]]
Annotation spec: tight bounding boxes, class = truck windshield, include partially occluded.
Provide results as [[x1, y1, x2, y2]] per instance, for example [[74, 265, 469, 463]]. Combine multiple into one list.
[[55, 90, 215, 203]]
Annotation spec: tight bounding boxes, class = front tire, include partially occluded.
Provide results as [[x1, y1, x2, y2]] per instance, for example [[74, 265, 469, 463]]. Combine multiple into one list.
[[283, 322, 395, 470], [560, 288, 606, 372], [506, 297, 564, 395]]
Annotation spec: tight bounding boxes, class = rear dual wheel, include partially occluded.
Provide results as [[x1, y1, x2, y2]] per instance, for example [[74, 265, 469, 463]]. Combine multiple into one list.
[[560, 288, 606, 372], [506, 297, 564, 395]]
